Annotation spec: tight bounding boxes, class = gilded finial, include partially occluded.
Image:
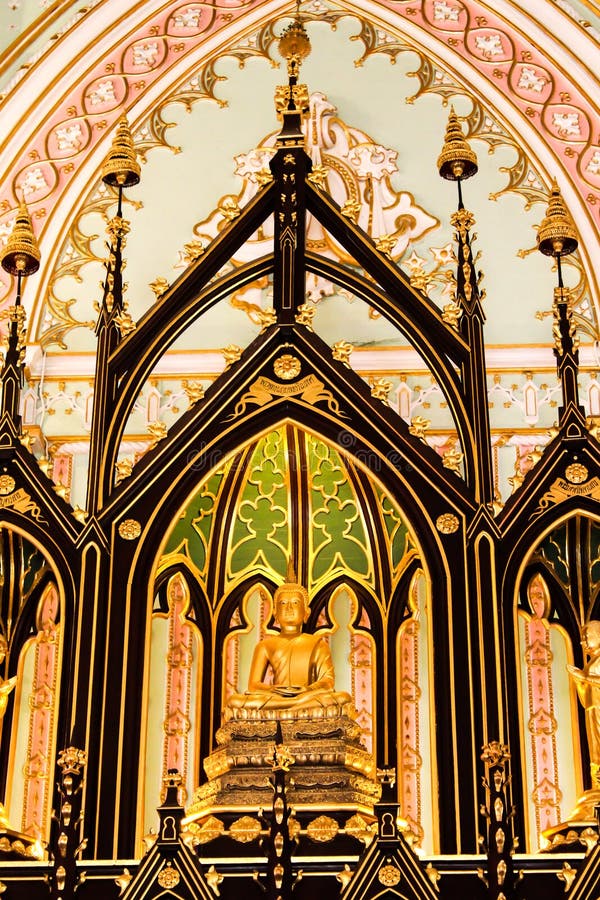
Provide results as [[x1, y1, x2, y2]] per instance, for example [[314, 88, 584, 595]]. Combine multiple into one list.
[[278, 18, 311, 73], [437, 107, 478, 181], [102, 115, 141, 188], [0, 199, 40, 276], [537, 179, 578, 257]]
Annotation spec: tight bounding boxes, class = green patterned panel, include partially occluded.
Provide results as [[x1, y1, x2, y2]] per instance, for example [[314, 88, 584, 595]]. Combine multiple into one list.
[[19, 537, 49, 597], [163, 467, 227, 575], [228, 429, 289, 581], [376, 487, 413, 574], [537, 525, 569, 588], [308, 434, 371, 585]]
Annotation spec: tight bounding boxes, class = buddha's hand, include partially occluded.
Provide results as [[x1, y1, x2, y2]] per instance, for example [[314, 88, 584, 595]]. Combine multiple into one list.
[[274, 685, 303, 697]]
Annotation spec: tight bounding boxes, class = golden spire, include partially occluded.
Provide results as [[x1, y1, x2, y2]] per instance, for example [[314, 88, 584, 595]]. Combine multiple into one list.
[[0, 199, 40, 276], [537, 179, 578, 257], [102, 115, 141, 187], [438, 107, 478, 181]]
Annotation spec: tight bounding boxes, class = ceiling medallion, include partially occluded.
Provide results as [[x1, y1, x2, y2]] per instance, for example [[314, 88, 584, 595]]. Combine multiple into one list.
[[378, 864, 401, 886], [118, 518, 141, 540], [274, 354, 301, 381], [436, 513, 459, 534], [157, 864, 180, 889], [565, 463, 588, 484], [0, 475, 15, 496]]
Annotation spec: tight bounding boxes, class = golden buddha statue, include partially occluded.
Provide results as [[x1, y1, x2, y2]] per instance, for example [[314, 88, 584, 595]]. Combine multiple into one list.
[[225, 577, 353, 720], [569, 620, 600, 790]]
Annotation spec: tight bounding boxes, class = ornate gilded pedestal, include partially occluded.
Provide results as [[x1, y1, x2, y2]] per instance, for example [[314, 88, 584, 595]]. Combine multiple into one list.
[[187, 710, 379, 817]]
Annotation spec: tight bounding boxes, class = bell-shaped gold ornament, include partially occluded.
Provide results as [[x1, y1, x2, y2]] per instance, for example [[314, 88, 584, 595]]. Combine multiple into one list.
[[102, 115, 141, 188], [438, 107, 478, 181], [537, 179, 578, 257], [0, 199, 40, 276]]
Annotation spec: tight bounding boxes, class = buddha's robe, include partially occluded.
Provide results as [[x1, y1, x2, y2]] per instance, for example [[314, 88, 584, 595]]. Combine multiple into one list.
[[227, 632, 352, 712]]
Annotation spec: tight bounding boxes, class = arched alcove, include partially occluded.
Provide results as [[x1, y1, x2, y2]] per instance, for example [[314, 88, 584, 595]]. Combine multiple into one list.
[[0, 525, 67, 843], [514, 513, 600, 849], [141, 421, 439, 850]]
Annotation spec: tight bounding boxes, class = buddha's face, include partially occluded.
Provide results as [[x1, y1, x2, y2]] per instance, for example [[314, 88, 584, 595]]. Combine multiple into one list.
[[274, 591, 308, 633]]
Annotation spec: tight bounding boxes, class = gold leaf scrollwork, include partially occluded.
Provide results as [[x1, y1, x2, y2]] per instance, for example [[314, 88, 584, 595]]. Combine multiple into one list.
[[229, 374, 345, 421]]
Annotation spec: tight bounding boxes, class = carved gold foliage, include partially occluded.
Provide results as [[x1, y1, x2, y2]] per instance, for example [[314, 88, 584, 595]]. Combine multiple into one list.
[[370, 378, 391, 402], [182, 240, 204, 262], [557, 861, 577, 891], [206, 865, 223, 895], [115, 869, 132, 895], [426, 863, 441, 890], [332, 340, 353, 366], [409, 416, 430, 440], [229, 815, 261, 843], [306, 815, 338, 842], [150, 277, 169, 299], [182, 380, 205, 405], [442, 447, 463, 473], [147, 421, 168, 447], [295, 303, 315, 329], [257, 306, 277, 331], [114, 310, 136, 337], [345, 813, 377, 844], [307, 163, 328, 189], [442, 301, 462, 328], [375, 234, 396, 257], [222, 344, 243, 368], [218, 196, 241, 221]]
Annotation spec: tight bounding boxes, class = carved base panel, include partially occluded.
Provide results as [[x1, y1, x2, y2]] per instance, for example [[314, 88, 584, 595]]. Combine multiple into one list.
[[188, 765, 380, 814], [187, 714, 379, 819]]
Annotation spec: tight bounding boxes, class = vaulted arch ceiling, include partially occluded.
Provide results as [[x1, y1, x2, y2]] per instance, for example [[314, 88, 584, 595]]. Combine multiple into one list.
[[0, 0, 598, 507]]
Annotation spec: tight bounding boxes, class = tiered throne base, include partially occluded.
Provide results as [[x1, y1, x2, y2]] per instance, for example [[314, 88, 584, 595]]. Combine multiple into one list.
[[186, 705, 380, 819]]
